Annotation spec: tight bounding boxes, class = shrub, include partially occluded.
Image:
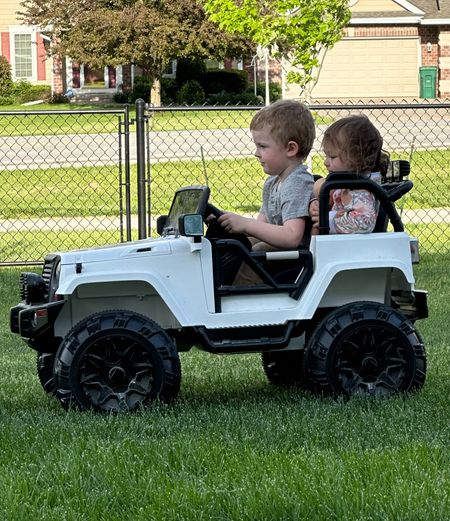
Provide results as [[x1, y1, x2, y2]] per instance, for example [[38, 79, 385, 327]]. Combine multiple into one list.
[[161, 78, 178, 105], [129, 76, 151, 103], [176, 80, 205, 105], [0, 56, 12, 95], [47, 92, 69, 104], [22, 85, 51, 103], [202, 69, 248, 96], [176, 58, 206, 87], [206, 90, 263, 106], [0, 94, 14, 106], [250, 82, 282, 102], [113, 91, 129, 103]]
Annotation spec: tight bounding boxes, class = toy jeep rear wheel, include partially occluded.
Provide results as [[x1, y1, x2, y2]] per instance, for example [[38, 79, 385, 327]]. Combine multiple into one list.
[[54, 310, 181, 412], [262, 350, 306, 388], [304, 302, 426, 397]]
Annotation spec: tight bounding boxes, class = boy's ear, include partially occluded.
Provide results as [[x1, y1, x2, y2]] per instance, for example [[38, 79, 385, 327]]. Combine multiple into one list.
[[286, 140, 300, 156]]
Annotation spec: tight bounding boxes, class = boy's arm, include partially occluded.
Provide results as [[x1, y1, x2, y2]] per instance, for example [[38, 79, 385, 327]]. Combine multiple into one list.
[[217, 212, 305, 249]]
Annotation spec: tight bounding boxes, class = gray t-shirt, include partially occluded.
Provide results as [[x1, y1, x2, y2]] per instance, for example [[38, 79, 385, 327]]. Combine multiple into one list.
[[260, 164, 314, 225]]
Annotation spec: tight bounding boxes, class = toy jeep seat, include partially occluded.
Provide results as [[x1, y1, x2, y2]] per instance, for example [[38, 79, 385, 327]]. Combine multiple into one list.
[[317, 160, 412, 235], [374, 160, 412, 232]]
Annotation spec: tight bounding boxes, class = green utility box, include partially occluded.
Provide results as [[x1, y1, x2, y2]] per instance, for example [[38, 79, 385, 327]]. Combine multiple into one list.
[[419, 66, 437, 99]]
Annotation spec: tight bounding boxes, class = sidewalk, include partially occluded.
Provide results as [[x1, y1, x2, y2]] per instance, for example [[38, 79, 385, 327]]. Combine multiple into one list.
[[1, 208, 450, 232]]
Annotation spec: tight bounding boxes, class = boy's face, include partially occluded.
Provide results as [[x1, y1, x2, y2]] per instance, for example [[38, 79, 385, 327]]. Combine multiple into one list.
[[251, 127, 294, 178], [323, 144, 347, 173]]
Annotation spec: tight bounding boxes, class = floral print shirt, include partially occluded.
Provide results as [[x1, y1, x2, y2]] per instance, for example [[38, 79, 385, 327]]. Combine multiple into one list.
[[329, 172, 381, 234]]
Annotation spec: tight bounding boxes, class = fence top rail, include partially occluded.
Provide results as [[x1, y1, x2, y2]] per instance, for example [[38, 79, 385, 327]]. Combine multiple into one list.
[[144, 102, 450, 112], [0, 109, 128, 116], [146, 105, 263, 112], [308, 103, 450, 110]]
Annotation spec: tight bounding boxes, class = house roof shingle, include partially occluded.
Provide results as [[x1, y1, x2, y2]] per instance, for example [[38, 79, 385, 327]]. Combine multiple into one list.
[[351, 1, 450, 22], [409, 0, 450, 20]]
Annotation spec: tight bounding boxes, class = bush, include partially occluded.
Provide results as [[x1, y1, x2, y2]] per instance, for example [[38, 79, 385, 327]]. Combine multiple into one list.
[[202, 69, 248, 96], [250, 82, 282, 102], [176, 58, 206, 87], [9, 81, 50, 103], [47, 92, 69, 104], [0, 94, 14, 106], [113, 91, 129, 104], [129, 76, 151, 103], [161, 78, 178, 105], [0, 56, 12, 95], [206, 90, 263, 106], [176, 80, 205, 105], [0, 77, 51, 104]]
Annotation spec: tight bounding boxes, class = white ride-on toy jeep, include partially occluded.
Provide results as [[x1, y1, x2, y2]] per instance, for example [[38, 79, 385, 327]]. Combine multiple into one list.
[[10, 161, 428, 412]]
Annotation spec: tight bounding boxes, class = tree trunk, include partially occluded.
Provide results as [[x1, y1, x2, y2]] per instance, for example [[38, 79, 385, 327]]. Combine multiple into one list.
[[151, 79, 161, 107]]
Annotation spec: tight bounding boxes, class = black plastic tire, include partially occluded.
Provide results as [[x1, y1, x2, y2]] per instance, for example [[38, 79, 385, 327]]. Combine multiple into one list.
[[37, 352, 56, 395], [262, 350, 306, 387], [54, 310, 181, 412], [304, 302, 426, 397]]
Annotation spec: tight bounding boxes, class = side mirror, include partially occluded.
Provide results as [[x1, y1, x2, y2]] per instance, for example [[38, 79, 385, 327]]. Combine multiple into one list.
[[178, 214, 204, 240], [156, 215, 168, 236]]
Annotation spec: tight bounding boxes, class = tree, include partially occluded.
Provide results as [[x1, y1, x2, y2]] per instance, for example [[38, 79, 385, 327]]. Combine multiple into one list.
[[202, 0, 351, 95], [19, 0, 252, 102]]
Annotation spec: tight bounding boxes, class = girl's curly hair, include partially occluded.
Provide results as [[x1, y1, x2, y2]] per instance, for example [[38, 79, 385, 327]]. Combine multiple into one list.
[[323, 115, 389, 175]]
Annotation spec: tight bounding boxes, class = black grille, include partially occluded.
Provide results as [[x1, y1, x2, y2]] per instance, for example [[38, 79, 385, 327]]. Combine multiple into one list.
[[41, 254, 61, 301], [19, 272, 47, 304]]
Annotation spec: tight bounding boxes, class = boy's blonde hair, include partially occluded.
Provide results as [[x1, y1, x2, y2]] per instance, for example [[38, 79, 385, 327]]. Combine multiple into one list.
[[250, 99, 316, 161], [323, 115, 389, 174]]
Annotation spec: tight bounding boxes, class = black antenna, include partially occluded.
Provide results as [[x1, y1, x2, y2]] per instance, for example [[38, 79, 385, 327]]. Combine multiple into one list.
[[200, 146, 209, 186]]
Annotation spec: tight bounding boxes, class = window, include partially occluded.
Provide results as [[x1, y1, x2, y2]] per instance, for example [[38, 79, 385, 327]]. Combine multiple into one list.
[[162, 60, 177, 79], [14, 33, 33, 79]]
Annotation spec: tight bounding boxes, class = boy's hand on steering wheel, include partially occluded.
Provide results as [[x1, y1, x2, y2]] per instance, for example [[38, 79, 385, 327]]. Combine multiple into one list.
[[218, 212, 249, 235]]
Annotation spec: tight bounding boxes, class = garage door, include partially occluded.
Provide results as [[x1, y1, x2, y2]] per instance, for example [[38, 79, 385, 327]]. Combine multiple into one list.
[[286, 37, 419, 100]]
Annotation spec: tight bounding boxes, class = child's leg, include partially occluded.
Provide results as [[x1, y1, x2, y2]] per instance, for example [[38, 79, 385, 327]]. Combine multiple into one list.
[[232, 239, 276, 286]]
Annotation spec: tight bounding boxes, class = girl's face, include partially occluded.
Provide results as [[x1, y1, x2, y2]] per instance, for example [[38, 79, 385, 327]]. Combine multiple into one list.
[[323, 144, 348, 173]]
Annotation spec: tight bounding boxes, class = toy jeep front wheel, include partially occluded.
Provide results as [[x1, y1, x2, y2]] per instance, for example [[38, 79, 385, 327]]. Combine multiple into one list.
[[54, 310, 181, 412], [304, 302, 426, 397]]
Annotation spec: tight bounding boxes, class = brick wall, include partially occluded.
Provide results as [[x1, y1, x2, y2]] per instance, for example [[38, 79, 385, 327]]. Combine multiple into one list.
[[52, 55, 64, 94]]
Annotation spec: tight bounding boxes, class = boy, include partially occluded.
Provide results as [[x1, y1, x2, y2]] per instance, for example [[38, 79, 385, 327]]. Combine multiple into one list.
[[217, 99, 315, 284]]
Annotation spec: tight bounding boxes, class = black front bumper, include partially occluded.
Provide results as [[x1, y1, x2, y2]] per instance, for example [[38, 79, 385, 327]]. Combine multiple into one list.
[[10, 300, 64, 339]]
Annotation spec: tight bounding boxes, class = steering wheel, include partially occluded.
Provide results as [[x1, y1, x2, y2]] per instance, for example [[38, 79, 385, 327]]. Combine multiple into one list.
[[204, 202, 251, 249], [204, 202, 223, 221]]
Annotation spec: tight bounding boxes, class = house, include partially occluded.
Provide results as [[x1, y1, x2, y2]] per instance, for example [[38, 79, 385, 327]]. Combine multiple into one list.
[[283, 0, 450, 101], [0, 0, 132, 101], [1, 0, 449, 101], [0, 1, 51, 87]]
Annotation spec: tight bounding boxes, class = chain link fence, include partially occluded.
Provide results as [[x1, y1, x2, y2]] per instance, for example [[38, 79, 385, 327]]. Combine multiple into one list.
[[0, 107, 132, 265], [1, 101, 449, 265]]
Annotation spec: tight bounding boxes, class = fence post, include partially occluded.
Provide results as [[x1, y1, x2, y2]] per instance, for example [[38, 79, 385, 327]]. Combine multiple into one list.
[[135, 98, 147, 239]]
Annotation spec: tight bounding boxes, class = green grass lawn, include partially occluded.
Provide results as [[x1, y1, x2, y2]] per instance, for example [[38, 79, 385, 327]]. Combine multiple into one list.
[[1, 155, 448, 263], [0, 104, 335, 136], [1, 154, 448, 220], [0, 255, 449, 520], [0, 104, 261, 136]]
